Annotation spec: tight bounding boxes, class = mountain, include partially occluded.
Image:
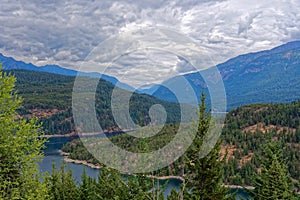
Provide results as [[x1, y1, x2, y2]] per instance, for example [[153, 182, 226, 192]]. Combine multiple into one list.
[[150, 41, 300, 110], [136, 84, 162, 95], [2, 40, 300, 111], [8, 69, 188, 135], [222, 100, 300, 186], [61, 99, 300, 187], [0, 53, 134, 91]]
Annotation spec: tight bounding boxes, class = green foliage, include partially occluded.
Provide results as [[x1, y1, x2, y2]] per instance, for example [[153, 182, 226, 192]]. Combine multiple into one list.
[[0, 67, 168, 200], [78, 170, 97, 200], [94, 167, 162, 200], [61, 92, 236, 199], [62, 124, 182, 163], [5, 67, 300, 198], [167, 189, 182, 200], [183, 91, 232, 200], [47, 166, 165, 200], [2, 66, 274, 199], [62, 95, 300, 198], [250, 142, 297, 200], [8, 69, 185, 135], [44, 163, 79, 200], [0, 67, 47, 199], [222, 101, 300, 186]]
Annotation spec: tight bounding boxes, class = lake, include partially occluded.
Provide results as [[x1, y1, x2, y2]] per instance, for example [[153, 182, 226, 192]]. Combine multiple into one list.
[[39, 136, 99, 183], [39, 136, 249, 199]]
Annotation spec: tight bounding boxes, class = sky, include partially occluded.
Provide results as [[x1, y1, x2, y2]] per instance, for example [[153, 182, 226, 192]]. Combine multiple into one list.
[[1, 0, 300, 87]]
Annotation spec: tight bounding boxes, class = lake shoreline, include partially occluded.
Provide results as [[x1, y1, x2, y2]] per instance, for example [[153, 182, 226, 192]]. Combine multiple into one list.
[[60, 150, 253, 190], [59, 150, 102, 169], [42, 129, 136, 138], [43, 132, 107, 138], [64, 157, 102, 169]]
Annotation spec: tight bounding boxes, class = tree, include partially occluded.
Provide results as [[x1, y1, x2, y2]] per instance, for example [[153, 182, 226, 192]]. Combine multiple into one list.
[[45, 163, 78, 200], [79, 169, 97, 200], [95, 166, 164, 200], [251, 142, 297, 200], [0, 66, 47, 199], [183, 91, 233, 199]]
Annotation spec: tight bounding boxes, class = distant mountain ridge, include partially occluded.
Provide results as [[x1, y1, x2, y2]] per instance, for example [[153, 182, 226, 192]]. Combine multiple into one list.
[[1, 40, 300, 110], [7, 69, 185, 135], [150, 41, 300, 110], [0, 53, 134, 91]]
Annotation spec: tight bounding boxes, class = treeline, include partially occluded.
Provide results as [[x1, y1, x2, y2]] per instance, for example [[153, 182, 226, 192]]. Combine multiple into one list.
[[8, 69, 186, 135], [61, 124, 183, 174], [45, 140, 300, 200], [62, 139, 99, 164], [44, 164, 166, 200], [63, 99, 300, 191], [222, 101, 300, 186], [61, 94, 300, 199], [57, 93, 236, 200], [2, 67, 300, 199], [1, 69, 235, 199]]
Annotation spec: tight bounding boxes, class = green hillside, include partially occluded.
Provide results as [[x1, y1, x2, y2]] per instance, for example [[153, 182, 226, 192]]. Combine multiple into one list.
[[152, 41, 300, 109], [222, 100, 300, 186], [8, 70, 186, 135], [62, 100, 300, 188]]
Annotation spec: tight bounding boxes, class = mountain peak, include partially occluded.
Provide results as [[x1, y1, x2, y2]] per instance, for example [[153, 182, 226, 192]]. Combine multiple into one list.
[[270, 40, 300, 53], [151, 40, 300, 109]]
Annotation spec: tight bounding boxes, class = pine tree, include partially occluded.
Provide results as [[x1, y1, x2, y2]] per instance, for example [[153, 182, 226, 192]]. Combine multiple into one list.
[[94, 166, 164, 200], [0, 66, 48, 199], [251, 142, 297, 200], [183, 91, 233, 200], [79, 169, 97, 200], [45, 162, 78, 200], [79, 169, 91, 200]]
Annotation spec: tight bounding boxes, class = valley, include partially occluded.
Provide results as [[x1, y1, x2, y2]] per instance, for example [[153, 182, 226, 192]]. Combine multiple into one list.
[[1, 41, 300, 199]]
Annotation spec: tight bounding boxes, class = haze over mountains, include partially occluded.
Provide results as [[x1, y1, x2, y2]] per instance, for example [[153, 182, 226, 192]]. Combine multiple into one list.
[[1, 40, 300, 110], [151, 41, 300, 109], [0, 53, 135, 92]]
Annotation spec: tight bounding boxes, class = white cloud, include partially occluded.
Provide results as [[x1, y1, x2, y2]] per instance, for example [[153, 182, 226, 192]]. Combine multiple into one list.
[[0, 0, 300, 86]]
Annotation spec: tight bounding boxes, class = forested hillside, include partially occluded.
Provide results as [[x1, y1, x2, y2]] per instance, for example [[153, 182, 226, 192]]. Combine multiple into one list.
[[8, 70, 184, 135], [151, 41, 300, 109], [0, 69, 236, 199], [222, 101, 300, 186], [2, 41, 300, 111], [62, 100, 300, 188]]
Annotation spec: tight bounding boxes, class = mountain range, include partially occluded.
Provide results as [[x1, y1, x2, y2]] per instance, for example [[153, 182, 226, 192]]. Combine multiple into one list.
[[0, 53, 135, 92], [151, 41, 300, 109], [1, 40, 300, 110]]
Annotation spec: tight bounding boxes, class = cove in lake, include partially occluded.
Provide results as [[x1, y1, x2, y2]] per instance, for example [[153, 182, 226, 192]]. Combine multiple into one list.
[[39, 136, 181, 196], [39, 136, 249, 199]]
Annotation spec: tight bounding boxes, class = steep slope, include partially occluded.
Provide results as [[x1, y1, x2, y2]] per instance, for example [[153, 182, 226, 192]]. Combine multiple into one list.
[[7, 70, 186, 135], [151, 41, 300, 110], [62, 100, 300, 187], [222, 100, 300, 186], [0, 53, 134, 91], [2, 41, 300, 110]]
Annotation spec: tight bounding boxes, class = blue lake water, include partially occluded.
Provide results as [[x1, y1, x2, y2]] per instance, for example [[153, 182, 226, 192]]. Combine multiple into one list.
[[39, 136, 100, 184], [39, 136, 249, 199]]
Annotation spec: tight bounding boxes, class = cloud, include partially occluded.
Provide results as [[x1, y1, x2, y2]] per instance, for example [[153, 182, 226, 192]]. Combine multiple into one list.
[[0, 0, 300, 86]]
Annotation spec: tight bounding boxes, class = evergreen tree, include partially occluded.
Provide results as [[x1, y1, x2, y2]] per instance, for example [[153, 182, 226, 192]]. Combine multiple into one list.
[[79, 170, 97, 200], [183, 91, 233, 199], [45, 163, 78, 200], [251, 142, 297, 200], [93, 166, 165, 200], [167, 189, 181, 200], [0, 66, 48, 199]]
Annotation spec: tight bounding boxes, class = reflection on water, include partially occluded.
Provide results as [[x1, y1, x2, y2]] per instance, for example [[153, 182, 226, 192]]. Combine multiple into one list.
[[39, 136, 249, 199]]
